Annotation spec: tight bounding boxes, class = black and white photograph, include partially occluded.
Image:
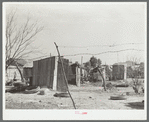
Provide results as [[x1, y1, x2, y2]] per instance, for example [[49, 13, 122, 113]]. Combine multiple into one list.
[[3, 2, 147, 120]]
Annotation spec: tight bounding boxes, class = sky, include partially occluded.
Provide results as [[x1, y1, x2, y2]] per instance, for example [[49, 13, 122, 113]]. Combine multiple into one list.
[[4, 2, 146, 65]]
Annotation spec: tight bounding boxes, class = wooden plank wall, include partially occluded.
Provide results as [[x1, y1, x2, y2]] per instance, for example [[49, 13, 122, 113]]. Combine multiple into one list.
[[23, 68, 33, 78], [67, 65, 76, 85], [112, 65, 124, 80], [33, 57, 55, 87], [33, 61, 38, 86], [67, 64, 77, 85], [57, 58, 69, 92]]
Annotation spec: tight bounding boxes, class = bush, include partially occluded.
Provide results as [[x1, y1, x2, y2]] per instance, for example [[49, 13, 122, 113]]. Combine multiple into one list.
[[132, 79, 144, 94]]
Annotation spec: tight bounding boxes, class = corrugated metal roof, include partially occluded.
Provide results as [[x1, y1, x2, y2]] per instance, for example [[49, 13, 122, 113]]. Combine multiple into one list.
[[23, 62, 33, 68], [6, 58, 27, 66]]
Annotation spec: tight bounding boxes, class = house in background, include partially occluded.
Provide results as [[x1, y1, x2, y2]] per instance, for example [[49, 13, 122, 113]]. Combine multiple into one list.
[[23, 62, 33, 85], [139, 62, 144, 78], [68, 63, 81, 86], [6, 66, 22, 81], [80, 66, 88, 81], [6, 58, 27, 81], [68, 62, 88, 86], [113, 61, 144, 80], [112, 64, 127, 80]]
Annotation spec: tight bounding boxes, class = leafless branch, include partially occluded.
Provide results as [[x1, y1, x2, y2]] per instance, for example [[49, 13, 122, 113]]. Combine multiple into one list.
[[5, 10, 44, 69]]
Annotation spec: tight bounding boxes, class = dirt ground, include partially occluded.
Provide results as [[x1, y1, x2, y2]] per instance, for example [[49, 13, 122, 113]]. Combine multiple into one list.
[[5, 80, 144, 110]]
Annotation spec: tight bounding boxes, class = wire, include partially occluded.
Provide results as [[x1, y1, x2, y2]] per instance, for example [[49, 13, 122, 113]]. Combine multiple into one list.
[[59, 43, 144, 48], [62, 49, 144, 57], [26, 48, 144, 60]]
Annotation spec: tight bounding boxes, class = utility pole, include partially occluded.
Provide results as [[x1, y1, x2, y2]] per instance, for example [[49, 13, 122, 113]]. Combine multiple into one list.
[[117, 52, 118, 63], [81, 56, 83, 66], [80, 56, 83, 84], [117, 52, 119, 80]]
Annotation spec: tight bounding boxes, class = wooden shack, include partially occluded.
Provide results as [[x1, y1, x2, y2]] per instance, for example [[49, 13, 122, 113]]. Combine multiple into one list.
[[32, 56, 69, 92], [68, 63, 81, 86], [23, 62, 33, 85], [112, 64, 127, 80]]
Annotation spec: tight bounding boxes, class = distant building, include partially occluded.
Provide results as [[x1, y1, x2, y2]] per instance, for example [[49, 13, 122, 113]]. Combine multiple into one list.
[[6, 66, 23, 81], [68, 63, 87, 86], [6, 58, 26, 81], [68, 63, 81, 86], [23, 62, 33, 85], [112, 64, 127, 80], [139, 62, 144, 78]]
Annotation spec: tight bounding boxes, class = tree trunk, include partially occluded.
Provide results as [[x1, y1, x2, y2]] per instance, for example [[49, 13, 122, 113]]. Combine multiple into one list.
[[97, 68, 106, 91], [5, 65, 8, 74], [15, 62, 24, 82]]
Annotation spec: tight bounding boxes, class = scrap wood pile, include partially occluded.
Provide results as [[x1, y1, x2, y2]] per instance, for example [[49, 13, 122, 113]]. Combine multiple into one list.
[[53, 92, 69, 98], [5, 80, 14, 86], [5, 82, 39, 94]]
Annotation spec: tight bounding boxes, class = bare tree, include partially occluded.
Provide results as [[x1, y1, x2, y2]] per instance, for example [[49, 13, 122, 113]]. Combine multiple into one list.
[[127, 56, 144, 94], [5, 10, 44, 81]]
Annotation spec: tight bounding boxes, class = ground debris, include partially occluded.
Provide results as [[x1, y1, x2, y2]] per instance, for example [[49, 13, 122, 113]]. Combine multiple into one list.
[[105, 82, 118, 92], [5, 79, 144, 110]]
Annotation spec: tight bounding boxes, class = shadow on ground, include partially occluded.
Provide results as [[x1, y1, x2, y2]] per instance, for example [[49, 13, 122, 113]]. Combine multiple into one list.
[[125, 102, 144, 109]]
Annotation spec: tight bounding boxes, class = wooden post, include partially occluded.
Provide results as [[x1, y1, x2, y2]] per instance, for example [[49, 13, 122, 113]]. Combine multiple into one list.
[[54, 42, 76, 109], [53, 56, 58, 90], [103, 67, 106, 80], [76, 66, 80, 87], [81, 56, 83, 66], [124, 64, 127, 80], [80, 56, 83, 83]]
